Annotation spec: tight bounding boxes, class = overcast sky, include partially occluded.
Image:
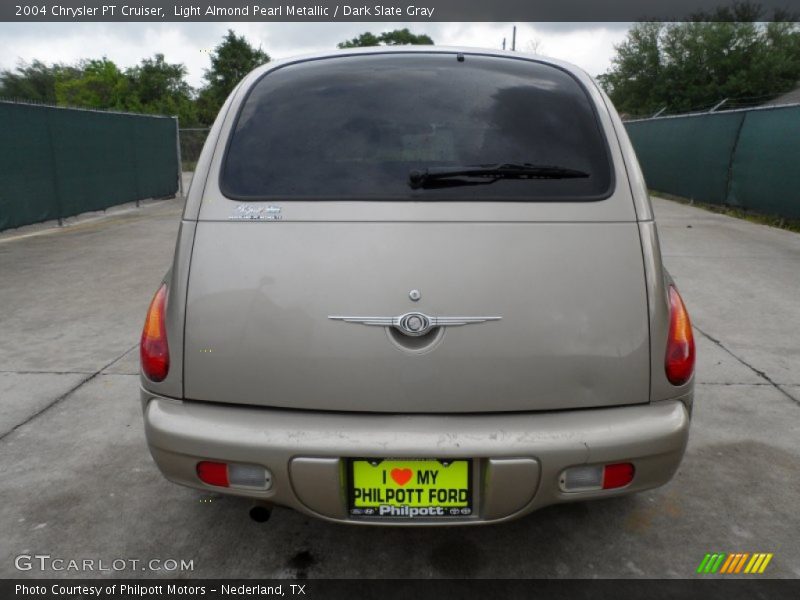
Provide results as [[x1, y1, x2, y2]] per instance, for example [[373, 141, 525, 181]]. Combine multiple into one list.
[[0, 22, 629, 87]]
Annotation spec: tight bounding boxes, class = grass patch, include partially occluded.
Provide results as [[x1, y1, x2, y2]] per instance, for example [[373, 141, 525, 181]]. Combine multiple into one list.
[[651, 191, 800, 234]]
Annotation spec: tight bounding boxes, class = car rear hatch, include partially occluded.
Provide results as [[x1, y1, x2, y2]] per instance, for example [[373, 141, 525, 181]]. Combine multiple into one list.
[[182, 52, 650, 413]]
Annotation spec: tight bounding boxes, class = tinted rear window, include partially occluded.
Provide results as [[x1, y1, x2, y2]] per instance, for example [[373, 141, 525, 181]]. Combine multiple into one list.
[[221, 53, 613, 201]]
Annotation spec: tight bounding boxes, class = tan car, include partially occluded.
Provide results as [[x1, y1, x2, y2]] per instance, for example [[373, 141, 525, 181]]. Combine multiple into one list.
[[140, 47, 695, 525]]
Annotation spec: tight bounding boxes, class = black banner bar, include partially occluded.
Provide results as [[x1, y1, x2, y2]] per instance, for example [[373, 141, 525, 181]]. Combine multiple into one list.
[[4, 579, 800, 600], [3, 0, 800, 22]]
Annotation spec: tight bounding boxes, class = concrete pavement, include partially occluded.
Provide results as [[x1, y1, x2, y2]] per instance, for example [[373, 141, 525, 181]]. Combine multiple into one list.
[[0, 185, 798, 578]]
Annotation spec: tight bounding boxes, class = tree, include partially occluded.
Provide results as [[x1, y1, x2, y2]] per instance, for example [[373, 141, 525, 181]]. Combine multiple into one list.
[[337, 28, 434, 48], [597, 23, 664, 116], [378, 29, 434, 46], [598, 7, 800, 117], [198, 29, 269, 124], [126, 54, 198, 125], [2, 54, 199, 125], [337, 32, 382, 48], [526, 38, 545, 55], [55, 58, 130, 110], [0, 60, 80, 103]]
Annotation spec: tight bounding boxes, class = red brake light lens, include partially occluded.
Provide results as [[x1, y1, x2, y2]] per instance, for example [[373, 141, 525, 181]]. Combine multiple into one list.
[[196, 461, 229, 487], [140, 284, 169, 382], [665, 285, 695, 386], [602, 463, 635, 489]]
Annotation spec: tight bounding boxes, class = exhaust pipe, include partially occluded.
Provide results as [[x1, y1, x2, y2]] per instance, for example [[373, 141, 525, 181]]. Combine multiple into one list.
[[249, 504, 272, 523]]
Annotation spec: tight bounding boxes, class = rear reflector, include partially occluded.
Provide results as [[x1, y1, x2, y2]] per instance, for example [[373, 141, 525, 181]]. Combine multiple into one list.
[[196, 461, 271, 489], [140, 284, 169, 382], [196, 461, 229, 487], [560, 462, 635, 492], [665, 285, 695, 386], [602, 463, 635, 489]]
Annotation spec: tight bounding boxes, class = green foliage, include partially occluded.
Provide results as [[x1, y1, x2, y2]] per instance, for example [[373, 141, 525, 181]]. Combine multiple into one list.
[[598, 6, 800, 117], [338, 32, 382, 48], [337, 28, 434, 48], [0, 60, 81, 103], [1, 55, 198, 125], [55, 58, 130, 110], [0, 29, 272, 126], [126, 54, 198, 126], [199, 29, 269, 124]]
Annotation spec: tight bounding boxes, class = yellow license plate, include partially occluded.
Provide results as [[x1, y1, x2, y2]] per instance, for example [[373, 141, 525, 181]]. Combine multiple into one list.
[[348, 458, 473, 519]]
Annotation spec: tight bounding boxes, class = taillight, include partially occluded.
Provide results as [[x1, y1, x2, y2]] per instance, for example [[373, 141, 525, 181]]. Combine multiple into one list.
[[196, 461, 271, 489], [665, 285, 695, 386], [140, 284, 169, 382], [560, 462, 636, 491]]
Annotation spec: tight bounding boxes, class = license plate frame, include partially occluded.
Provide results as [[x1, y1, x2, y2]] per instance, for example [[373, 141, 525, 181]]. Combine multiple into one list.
[[346, 458, 474, 519]]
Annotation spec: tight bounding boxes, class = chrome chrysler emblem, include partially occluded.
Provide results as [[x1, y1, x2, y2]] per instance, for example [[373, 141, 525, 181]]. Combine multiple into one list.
[[328, 312, 501, 337]]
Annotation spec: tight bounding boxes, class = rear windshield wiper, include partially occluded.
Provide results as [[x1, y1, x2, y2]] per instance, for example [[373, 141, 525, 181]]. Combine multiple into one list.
[[408, 163, 589, 190]]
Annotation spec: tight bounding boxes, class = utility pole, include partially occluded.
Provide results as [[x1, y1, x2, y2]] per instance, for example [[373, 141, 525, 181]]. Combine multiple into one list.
[[502, 37, 506, 50], [511, 26, 516, 51]]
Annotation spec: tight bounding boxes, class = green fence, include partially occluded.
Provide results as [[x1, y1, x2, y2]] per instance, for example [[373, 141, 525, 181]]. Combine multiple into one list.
[[625, 104, 800, 220], [0, 101, 179, 231]]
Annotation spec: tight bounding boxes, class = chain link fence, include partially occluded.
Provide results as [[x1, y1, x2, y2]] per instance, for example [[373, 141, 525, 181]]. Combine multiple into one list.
[[179, 128, 211, 172], [625, 103, 800, 220], [0, 100, 179, 232]]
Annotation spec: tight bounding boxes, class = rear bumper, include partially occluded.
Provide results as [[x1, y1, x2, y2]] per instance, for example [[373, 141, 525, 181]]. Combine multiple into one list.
[[142, 390, 690, 525]]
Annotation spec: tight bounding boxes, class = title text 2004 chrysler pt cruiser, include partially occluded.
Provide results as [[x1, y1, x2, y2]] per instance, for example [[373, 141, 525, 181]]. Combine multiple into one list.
[[140, 48, 695, 524]]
